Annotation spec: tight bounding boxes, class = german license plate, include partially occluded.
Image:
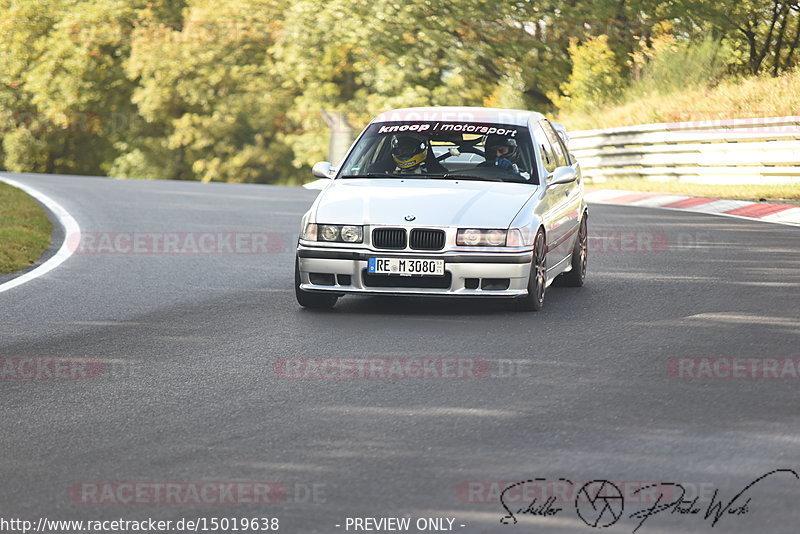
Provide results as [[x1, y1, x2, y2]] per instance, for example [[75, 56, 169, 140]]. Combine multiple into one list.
[[368, 257, 445, 276]]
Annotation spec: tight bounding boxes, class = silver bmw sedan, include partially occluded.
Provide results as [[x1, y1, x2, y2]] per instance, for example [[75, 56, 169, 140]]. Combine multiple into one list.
[[295, 106, 587, 311]]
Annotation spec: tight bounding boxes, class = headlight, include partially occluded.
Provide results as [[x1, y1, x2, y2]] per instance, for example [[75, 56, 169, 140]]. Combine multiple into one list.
[[341, 226, 363, 243], [457, 229, 509, 246], [460, 229, 482, 246], [320, 225, 340, 241], [486, 230, 506, 246], [304, 224, 363, 243]]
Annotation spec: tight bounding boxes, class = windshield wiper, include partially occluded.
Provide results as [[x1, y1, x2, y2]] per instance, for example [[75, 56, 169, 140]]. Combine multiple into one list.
[[340, 173, 400, 179], [441, 173, 502, 182], [340, 173, 499, 181], [341, 173, 459, 179]]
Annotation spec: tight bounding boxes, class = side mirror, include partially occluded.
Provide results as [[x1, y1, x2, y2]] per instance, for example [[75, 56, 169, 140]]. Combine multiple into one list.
[[312, 161, 334, 179], [548, 166, 577, 187]]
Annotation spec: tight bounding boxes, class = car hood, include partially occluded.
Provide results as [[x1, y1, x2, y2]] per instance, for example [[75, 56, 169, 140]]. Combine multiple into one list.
[[314, 178, 538, 228]]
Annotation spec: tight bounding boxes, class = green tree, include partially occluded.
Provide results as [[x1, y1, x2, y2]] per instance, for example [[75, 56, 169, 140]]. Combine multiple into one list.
[[273, 0, 540, 168], [670, 0, 800, 75], [123, 0, 299, 182], [0, 0, 185, 174], [556, 35, 626, 113], [0, 0, 70, 172]]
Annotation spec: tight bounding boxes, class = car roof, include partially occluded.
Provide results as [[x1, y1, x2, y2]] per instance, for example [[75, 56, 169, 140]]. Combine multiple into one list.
[[371, 106, 544, 127]]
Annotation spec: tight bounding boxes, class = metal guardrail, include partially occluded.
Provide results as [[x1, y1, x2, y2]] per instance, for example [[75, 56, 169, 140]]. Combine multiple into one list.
[[569, 116, 800, 185]]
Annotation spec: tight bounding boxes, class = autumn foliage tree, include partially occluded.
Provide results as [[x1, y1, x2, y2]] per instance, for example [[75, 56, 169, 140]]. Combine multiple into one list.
[[1, 0, 797, 182]]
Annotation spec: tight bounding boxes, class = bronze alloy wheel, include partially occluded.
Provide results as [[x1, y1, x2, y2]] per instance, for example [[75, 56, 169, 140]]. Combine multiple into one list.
[[558, 215, 587, 287], [514, 228, 547, 311]]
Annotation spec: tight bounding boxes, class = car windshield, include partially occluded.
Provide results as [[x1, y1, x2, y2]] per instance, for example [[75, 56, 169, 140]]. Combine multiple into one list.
[[338, 121, 538, 184]]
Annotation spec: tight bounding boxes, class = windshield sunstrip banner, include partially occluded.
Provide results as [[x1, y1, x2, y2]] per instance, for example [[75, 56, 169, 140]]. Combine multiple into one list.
[[375, 122, 519, 137]]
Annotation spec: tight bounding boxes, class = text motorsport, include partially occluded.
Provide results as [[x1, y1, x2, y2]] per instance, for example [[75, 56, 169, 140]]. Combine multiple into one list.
[[339, 517, 462, 531], [377, 122, 518, 138]]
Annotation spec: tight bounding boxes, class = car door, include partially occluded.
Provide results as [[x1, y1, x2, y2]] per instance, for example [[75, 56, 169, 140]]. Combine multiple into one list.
[[541, 120, 581, 261], [533, 121, 572, 266]]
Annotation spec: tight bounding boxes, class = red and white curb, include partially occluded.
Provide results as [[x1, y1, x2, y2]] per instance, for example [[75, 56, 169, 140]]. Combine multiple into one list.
[[585, 189, 800, 227]]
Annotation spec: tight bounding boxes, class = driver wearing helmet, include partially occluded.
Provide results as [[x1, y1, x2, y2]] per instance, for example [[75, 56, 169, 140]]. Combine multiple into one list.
[[390, 134, 447, 174], [479, 134, 521, 174]]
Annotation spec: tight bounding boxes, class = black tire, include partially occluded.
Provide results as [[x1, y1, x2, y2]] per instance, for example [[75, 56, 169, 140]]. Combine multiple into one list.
[[513, 229, 547, 312], [558, 215, 587, 287], [295, 258, 338, 309]]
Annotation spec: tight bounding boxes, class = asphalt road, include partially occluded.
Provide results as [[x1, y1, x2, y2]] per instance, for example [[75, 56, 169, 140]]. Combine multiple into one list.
[[1, 172, 800, 534]]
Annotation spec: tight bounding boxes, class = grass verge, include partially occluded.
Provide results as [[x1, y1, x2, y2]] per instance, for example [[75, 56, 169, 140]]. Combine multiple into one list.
[[0, 182, 54, 275], [586, 178, 800, 204], [557, 68, 800, 131]]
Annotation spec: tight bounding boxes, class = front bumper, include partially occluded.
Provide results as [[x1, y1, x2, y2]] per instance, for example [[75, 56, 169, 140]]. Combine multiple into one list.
[[296, 245, 534, 297]]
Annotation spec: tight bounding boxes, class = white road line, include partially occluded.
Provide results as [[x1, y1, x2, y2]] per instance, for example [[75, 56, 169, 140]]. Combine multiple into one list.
[[0, 177, 80, 294]]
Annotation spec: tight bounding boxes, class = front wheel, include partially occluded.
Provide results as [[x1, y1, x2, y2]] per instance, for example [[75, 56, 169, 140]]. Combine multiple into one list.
[[558, 215, 587, 287], [513, 229, 547, 312], [295, 258, 338, 309]]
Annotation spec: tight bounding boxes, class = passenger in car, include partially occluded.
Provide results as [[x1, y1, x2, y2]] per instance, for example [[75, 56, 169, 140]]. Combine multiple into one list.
[[478, 134, 521, 175]]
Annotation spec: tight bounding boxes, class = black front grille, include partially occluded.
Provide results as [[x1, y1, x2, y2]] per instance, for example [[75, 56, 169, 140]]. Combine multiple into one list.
[[410, 229, 445, 250], [372, 228, 407, 249], [362, 270, 452, 289]]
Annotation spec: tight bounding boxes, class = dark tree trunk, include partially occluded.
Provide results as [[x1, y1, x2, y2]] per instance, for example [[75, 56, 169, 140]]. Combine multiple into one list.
[[753, 1, 782, 73], [772, 4, 791, 75], [739, 22, 759, 74], [784, 6, 800, 68]]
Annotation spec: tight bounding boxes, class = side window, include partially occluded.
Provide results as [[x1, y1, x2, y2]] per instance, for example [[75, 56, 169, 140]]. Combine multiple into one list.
[[533, 123, 557, 174], [541, 120, 568, 168], [547, 122, 572, 165], [360, 136, 390, 173]]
